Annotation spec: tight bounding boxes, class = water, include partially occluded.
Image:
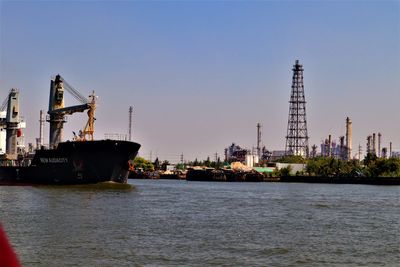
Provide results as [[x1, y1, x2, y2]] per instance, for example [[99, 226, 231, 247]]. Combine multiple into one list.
[[0, 180, 399, 266]]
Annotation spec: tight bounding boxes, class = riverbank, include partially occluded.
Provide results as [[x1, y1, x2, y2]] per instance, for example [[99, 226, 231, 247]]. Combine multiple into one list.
[[280, 175, 400, 185], [129, 170, 400, 185]]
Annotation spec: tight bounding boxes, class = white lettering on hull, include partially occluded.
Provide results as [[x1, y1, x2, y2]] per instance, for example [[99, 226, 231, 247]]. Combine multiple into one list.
[[39, 158, 68, 163]]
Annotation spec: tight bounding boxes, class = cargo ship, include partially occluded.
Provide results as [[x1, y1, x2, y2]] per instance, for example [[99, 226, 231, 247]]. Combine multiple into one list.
[[0, 75, 140, 185]]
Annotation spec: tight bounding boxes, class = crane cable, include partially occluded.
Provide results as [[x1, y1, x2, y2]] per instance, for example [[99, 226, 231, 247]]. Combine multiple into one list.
[[59, 76, 88, 104]]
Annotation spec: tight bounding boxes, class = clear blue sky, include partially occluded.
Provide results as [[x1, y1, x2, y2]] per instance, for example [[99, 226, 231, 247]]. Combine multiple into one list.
[[1, 0, 399, 162]]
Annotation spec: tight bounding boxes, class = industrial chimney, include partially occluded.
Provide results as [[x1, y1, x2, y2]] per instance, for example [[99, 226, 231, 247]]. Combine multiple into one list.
[[367, 135, 372, 155], [328, 134, 332, 157], [378, 133, 382, 158], [256, 123, 261, 158], [372, 133, 376, 156]]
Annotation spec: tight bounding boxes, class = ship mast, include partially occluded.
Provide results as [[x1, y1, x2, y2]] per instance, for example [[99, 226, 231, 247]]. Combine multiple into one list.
[[81, 91, 97, 141]]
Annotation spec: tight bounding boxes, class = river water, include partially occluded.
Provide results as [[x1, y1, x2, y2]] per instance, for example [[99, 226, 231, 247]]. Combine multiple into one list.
[[0, 180, 399, 266]]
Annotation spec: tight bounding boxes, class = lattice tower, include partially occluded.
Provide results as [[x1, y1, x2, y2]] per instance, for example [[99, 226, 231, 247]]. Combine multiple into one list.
[[285, 60, 309, 157]]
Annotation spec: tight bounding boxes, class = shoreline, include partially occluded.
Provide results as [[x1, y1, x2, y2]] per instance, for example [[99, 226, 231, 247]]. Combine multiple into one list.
[[129, 171, 400, 185]]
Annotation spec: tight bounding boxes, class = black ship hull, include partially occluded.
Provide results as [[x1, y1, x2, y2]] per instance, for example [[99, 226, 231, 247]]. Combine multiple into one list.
[[0, 140, 140, 185]]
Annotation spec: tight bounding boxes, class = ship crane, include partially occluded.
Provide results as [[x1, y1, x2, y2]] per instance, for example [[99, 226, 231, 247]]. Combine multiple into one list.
[[47, 75, 97, 147], [0, 89, 14, 127], [0, 89, 13, 112], [0, 89, 20, 159], [0, 90, 12, 128]]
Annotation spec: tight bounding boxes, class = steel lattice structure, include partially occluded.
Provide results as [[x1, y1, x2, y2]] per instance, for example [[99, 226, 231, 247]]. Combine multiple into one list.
[[285, 60, 309, 157]]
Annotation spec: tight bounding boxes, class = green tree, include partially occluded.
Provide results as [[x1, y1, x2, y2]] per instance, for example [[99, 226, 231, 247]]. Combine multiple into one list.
[[204, 156, 211, 167], [306, 157, 356, 177], [280, 165, 292, 177], [132, 157, 154, 171], [365, 157, 400, 177], [175, 163, 185, 170], [274, 155, 306, 164], [364, 153, 378, 167], [210, 157, 224, 169]]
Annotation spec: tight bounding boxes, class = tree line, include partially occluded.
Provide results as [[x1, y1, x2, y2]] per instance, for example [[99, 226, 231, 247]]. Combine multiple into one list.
[[132, 153, 400, 177]]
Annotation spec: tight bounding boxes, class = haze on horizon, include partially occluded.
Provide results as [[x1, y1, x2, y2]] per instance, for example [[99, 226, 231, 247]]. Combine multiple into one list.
[[0, 0, 399, 163]]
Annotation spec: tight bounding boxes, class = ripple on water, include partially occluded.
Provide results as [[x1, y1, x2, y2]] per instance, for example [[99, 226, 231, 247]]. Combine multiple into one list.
[[1, 180, 399, 266], [314, 203, 330, 208], [261, 247, 290, 256]]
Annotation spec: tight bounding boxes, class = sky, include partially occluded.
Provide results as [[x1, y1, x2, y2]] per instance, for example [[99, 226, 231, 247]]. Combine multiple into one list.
[[0, 0, 399, 163]]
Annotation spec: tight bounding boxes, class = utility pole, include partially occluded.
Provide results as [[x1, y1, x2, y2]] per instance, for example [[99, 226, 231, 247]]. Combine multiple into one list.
[[39, 110, 45, 147], [128, 106, 133, 141], [311, 144, 317, 158]]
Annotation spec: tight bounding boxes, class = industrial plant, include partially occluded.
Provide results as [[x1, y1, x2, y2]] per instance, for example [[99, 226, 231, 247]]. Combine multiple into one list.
[[219, 60, 398, 170]]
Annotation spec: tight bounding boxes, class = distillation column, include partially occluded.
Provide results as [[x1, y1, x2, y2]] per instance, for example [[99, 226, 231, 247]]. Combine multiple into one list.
[[345, 117, 352, 160], [372, 133, 376, 156]]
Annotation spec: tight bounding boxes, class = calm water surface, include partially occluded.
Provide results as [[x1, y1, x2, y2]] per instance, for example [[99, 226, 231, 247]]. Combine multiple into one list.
[[0, 180, 399, 266]]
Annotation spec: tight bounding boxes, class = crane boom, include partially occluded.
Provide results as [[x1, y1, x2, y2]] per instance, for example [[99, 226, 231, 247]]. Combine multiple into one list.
[[0, 89, 13, 111], [48, 103, 90, 115]]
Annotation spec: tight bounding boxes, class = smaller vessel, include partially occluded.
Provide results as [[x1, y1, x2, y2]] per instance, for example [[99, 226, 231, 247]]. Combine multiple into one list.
[[0, 75, 140, 185], [186, 167, 226, 182]]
